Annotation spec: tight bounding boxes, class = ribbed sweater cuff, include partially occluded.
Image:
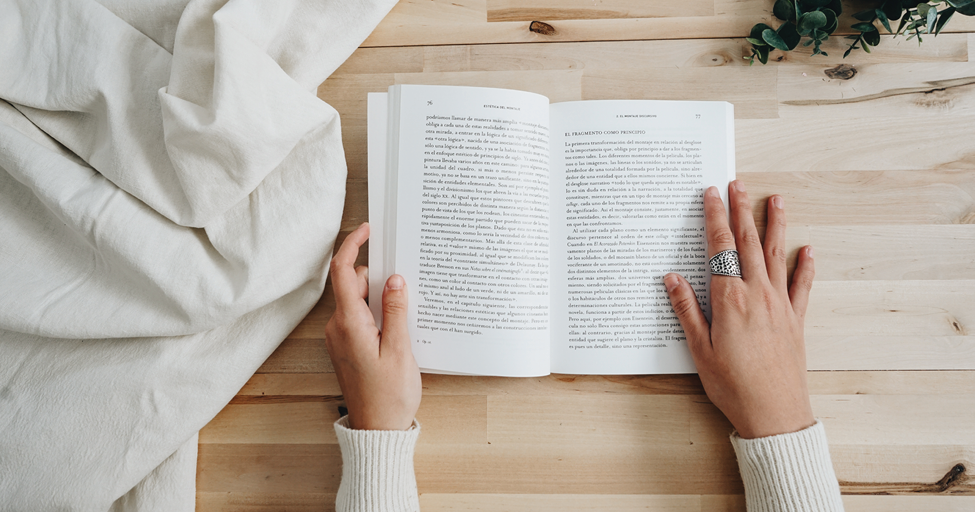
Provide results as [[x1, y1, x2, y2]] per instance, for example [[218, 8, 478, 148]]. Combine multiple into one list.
[[731, 421, 844, 512], [334, 416, 421, 512]]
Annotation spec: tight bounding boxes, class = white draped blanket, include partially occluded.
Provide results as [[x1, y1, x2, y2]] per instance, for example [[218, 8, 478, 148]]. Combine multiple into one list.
[[0, 0, 395, 509]]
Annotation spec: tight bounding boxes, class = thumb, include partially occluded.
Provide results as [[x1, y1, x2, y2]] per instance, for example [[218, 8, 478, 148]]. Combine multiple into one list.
[[381, 274, 411, 354], [663, 273, 711, 356]]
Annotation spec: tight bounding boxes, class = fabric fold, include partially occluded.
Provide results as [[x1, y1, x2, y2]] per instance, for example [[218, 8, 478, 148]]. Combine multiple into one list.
[[0, 0, 398, 509]]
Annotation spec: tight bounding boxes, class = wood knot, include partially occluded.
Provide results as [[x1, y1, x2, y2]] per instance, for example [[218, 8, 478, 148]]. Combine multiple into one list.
[[824, 64, 857, 80], [935, 463, 966, 492], [529, 21, 556, 36]]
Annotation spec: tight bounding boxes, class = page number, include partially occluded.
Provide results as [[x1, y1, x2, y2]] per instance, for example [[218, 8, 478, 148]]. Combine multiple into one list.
[[695, 114, 701, 119]]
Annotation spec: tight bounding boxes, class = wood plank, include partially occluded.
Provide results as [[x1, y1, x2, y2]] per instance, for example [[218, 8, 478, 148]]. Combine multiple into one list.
[[200, 402, 340, 445], [418, 494, 975, 512], [795, 225, 975, 281], [335, 36, 967, 77], [363, 1, 975, 47], [414, 442, 744, 494], [236, 370, 975, 400], [843, 495, 975, 511], [486, 0, 715, 22], [777, 62, 975, 119], [741, 171, 975, 226], [197, 492, 333, 511], [807, 336, 975, 371], [487, 395, 693, 446], [200, 396, 486, 445], [196, 444, 340, 493], [805, 280, 974, 337], [582, 66, 778, 119], [420, 493, 712, 511], [737, 115, 975, 173]]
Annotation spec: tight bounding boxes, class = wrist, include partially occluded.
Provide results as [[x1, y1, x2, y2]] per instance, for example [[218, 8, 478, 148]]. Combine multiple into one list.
[[347, 410, 416, 431], [735, 410, 816, 440]]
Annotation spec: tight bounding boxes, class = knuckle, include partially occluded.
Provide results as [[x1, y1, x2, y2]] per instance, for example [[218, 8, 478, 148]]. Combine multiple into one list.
[[739, 230, 762, 248], [671, 295, 700, 318], [795, 273, 815, 291], [769, 245, 787, 263], [383, 298, 407, 316], [761, 289, 776, 316], [710, 228, 735, 247]]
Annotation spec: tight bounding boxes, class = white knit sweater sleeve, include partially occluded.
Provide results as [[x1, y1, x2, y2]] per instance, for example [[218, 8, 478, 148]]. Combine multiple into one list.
[[333, 416, 421, 512], [730, 421, 845, 512]]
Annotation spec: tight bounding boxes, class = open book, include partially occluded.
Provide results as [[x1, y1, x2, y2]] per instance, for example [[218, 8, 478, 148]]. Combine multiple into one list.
[[368, 85, 734, 377]]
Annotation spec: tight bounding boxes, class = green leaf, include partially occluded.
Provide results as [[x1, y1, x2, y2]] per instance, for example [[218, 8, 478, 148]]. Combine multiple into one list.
[[895, 13, 910, 36], [746, 37, 766, 46], [862, 38, 873, 51], [946, 0, 975, 8], [882, 0, 904, 20], [774, 0, 796, 21], [749, 23, 776, 41], [755, 45, 771, 64], [876, 8, 893, 32], [880, 0, 904, 20], [822, 8, 839, 33], [798, 10, 828, 31], [863, 27, 882, 45], [762, 28, 790, 50], [935, 7, 956, 34], [827, 0, 843, 16], [958, 1, 975, 14], [926, 4, 938, 31], [853, 9, 878, 21], [917, 3, 931, 16], [843, 42, 859, 57], [803, 0, 832, 7], [777, 21, 802, 49], [803, 38, 815, 46], [852, 21, 879, 32]]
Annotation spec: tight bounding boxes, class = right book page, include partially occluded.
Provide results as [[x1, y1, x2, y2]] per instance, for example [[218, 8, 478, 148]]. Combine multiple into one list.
[[549, 100, 735, 375]]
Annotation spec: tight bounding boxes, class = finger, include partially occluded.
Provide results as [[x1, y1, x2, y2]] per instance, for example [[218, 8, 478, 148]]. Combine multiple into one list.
[[380, 274, 411, 356], [331, 223, 370, 308], [355, 266, 369, 300], [664, 273, 712, 356], [704, 186, 736, 258], [789, 246, 816, 318], [764, 195, 788, 291], [728, 180, 767, 282]]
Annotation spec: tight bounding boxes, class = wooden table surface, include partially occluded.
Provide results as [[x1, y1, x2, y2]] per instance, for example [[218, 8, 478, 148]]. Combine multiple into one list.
[[196, 1, 975, 510]]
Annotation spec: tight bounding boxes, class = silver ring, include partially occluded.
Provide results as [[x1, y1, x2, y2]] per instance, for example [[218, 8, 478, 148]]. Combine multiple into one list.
[[709, 249, 742, 278]]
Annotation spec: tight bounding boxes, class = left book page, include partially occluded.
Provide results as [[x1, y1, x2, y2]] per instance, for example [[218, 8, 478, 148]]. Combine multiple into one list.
[[369, 85, 553, 377]]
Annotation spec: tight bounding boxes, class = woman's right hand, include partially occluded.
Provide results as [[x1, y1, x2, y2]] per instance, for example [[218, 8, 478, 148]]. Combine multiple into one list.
[[664, 181, 816, 439]]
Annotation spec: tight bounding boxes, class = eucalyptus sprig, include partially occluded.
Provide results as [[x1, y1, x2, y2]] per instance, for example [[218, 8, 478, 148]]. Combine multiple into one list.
[[747, 0, 975, 64], [748, 0, 842, 64]]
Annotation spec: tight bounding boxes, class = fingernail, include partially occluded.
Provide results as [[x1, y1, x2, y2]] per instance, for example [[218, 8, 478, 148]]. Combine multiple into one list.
[[705, 186, 718, 198], [664, 274, 680, 293], [806, 246, 814, 258], [386, 274, 405, 290], [772, 196, 784, 209], [733, 180, 746, 192]]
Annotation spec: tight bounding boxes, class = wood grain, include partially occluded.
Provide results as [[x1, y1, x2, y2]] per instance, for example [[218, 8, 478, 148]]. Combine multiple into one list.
[[199, 1, 975, 510]]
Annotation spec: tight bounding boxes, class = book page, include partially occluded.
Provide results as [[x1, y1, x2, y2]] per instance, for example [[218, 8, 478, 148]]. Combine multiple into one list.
[[378, 85, 552, 377], [549, 100, 735, 375]]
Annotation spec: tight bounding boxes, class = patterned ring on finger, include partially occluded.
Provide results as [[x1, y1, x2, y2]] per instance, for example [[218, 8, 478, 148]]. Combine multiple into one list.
[[709, 249, 742, 278]]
